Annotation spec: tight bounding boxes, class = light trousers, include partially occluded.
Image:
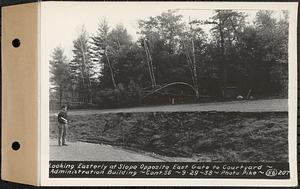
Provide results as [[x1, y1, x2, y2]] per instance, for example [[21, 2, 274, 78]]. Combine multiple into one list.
[[58, 123, 67, 145]]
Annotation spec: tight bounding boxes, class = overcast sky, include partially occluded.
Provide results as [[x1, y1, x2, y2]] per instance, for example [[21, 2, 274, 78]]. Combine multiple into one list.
[[41, 2, 287, 65]]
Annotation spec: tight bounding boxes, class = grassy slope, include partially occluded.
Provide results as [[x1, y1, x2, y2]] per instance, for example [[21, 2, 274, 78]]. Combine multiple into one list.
[[50, 111, 288, 162]]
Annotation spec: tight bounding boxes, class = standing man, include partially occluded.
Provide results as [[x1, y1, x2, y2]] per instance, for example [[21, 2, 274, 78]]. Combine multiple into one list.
[[57, 105, 68, 146]]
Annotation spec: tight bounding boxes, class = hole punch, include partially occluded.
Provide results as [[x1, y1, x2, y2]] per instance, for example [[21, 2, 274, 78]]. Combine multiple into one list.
[[12, 38, 21, 48], [12, 141, 20, 151]]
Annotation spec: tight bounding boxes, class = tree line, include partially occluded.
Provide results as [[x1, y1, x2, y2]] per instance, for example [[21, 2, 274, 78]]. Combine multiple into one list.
[[50, 10, 289, 109]]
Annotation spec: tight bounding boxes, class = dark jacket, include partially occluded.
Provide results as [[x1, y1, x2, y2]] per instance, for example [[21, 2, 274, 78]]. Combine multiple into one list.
[[58, 111, 68, 124]]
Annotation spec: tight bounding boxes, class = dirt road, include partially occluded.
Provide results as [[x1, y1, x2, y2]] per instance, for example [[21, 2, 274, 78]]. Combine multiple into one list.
[[54, 99, 287, 116], [50, 140, 163, 161], [50, 140, 197, 161]]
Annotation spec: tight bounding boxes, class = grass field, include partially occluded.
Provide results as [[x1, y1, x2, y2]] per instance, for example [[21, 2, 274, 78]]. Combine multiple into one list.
[[50, 110, 288, 162]]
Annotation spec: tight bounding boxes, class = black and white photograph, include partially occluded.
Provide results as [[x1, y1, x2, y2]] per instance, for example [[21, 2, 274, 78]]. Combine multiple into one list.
[[41, 1, 297, 185]]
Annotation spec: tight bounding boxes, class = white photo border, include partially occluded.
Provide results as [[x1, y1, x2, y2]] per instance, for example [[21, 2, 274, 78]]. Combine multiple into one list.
[[40, 1, 298, 187]]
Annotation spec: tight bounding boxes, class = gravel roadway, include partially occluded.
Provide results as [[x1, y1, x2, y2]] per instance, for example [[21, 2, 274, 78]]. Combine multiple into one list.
[[50, 99, 288, 117]]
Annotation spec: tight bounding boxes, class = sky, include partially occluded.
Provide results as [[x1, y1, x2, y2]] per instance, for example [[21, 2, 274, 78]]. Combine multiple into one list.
[[41, 2, 287, 64]]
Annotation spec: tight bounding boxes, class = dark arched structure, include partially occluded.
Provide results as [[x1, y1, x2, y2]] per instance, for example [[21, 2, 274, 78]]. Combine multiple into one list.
[[142, 82, 198, 105], [143, 82, 198, 98]]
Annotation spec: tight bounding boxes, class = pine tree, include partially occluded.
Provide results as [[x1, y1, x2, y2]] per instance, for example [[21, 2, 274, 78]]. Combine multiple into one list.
[[49, 47, 71, 107], [90, 19, 117, 89], [70, 26, 94, 103]]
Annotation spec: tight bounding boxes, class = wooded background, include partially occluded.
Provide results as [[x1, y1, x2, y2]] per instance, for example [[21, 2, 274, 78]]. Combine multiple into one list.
[[49, 10, 289, 109]]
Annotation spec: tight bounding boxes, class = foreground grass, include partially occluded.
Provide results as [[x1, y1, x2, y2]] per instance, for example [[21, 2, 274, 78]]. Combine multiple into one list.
[[50, 111, 288, 162]]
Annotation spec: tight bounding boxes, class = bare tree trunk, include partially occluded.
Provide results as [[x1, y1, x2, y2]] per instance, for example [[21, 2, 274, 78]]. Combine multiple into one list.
[[219, 24, 227, 89], [79, 38, 91, 88], [191, 37, 199, 99], [80, 63, 85, 95], [59, 85, 63, 107], [71, 83, 75, 102], [79, 38, 92, 103], [183, 41, 195, 85], [104, 49, 117, 89], [143, 40, 154, 88], [117, 38, 121, 49], [145, 40, 156, 87], [183, 39, 198, 98], [188, 18, 200, 99], [143, 39, 157, 89]]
